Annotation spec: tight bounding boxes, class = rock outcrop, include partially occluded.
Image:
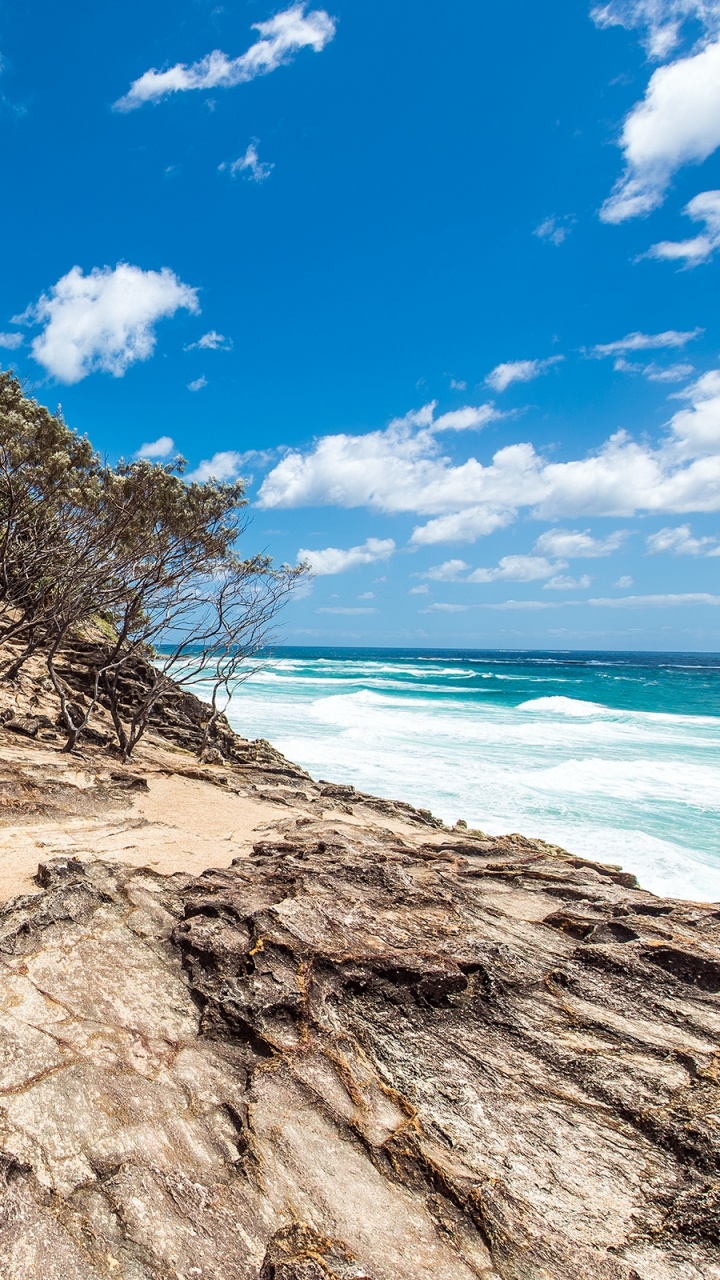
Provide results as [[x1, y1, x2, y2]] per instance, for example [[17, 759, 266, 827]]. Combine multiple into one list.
[[0, 635, 717, 1277], [0, 814, 717, 1279]]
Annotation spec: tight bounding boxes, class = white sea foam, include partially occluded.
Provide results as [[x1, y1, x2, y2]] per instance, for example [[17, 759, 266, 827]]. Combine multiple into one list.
[[527, 757, 720, 809], [199, 652, 720, 903], [517, 695, 610, 716]]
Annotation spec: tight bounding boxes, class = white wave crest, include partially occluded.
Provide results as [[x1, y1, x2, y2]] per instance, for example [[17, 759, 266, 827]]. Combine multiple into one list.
[[517, 695, 612, 716]]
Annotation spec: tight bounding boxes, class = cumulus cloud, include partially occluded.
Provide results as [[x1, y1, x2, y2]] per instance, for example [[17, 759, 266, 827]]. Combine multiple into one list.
[[646, 522, 719, 552], [468, 555, 563, 584], [591, 327, 701, 356], [485, 356, 563, 393], [669, 368, 720, 454], [115, 4, 336, 111], [644, 188, 720, 264], [533, 527, 628, 557], [433, 404, 501, 430], [257, 401, 502, 518], [18, 264, 198, 384], [600, 38, 720, 222], [186, 450, 244, 483], [409, 509, 514, 546], [135, 435, 175, 460], [256, 376, 720, 546], [421, 559, 471, 581], [297, 537, 395, 575], [0, 332, 23, 350], [220, 141, 274, 182], [185, 330, 232, 351], [591, 1, 720, 59], [615, 574, 635, 587]]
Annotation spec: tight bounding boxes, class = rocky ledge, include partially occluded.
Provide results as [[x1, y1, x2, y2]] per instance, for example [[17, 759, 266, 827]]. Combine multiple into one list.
[[0, 811, 717, 1279]]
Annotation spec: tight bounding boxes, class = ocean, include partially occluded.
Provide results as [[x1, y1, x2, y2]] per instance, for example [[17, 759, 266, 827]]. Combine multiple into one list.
[[186, 648, 720, 904]]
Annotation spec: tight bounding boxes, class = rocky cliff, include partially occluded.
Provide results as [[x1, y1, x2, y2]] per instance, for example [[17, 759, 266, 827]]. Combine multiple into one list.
[[0, 655, 717, 1279]]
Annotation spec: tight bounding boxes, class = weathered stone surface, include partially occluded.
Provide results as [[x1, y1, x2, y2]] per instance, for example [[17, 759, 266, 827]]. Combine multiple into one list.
[[0, 818, 716, 1278]]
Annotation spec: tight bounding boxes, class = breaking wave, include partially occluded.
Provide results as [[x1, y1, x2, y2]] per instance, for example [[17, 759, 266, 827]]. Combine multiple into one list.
[[187, 646, 720, 903]]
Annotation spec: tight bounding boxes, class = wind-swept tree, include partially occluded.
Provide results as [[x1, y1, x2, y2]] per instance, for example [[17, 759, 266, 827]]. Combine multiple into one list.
[[0, 372, 304, 756]]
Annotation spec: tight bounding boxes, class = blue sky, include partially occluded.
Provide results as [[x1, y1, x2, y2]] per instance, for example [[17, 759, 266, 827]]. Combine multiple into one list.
[[1, 0, 720, 650]]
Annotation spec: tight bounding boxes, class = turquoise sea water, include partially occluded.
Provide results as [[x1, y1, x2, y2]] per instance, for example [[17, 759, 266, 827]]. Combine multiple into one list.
[[185, 648, 720, 903]]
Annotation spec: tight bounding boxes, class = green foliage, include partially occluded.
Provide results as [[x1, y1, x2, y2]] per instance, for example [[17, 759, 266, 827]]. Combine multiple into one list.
[[0, 373, 304, 756]]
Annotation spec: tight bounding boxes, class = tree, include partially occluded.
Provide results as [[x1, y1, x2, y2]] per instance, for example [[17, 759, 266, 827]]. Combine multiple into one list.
[[0, 373, 306, 756]]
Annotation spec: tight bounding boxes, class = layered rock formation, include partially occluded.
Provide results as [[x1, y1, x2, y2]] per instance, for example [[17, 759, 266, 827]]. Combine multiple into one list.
[[0, 810, 717, 1278], [0, 650, 717, 1278]]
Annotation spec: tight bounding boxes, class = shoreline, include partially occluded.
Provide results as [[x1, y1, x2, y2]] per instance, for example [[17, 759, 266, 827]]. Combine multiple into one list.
[[0, 651, 718, 1276], [216, 645, 720, 904], [0, 642, 717, 908]]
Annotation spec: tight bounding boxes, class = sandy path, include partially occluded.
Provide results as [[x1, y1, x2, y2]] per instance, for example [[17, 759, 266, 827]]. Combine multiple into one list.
[[0, 772, 298, 900], [0, 721, 441, 902]]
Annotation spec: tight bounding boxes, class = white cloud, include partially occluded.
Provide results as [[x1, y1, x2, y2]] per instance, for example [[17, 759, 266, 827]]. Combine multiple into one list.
[[615, 574, 635, 587], [591, 1, 720, 59], [468, 555, 563, 583], [449, 378, 467, 390], [135, 435, 175, 460], [644, 188, 720, 264], [543, 573, 592, 590], [476, 599, 561, 611], [643, 361, 696, 381], [315, 606, 378, 615], [645, 522, 719, 552], [533, 215, 574, 245], [297, 537, 395, 575], [591, 592, 720, 606], [187, 375, 208, 392], [533, 527, 628, 557], [424, 603, 471, 613], [358, 591, 375, 600], [613, 357, 696, 381], [409, 584, 430, 595], [0, 332, 23, 349], [115, 4, 336, 110], [421, 559, 470, 581], [410, 508, 514, 546], [256, 378, 720, 546], [591, 327, 701, 356], [669, 368, 720, 453], [237, 447, 278, 470], [18, 264, 198, 384], [257, 401, 502, 519], [601, 38, 720, 222], [485, 356, 563, 393], [433, 404, 501, 431], [186, 450, 244, 483], [471, 590, 720, 608], [185, 330, 232, 351], [221, 141, 274, 182]]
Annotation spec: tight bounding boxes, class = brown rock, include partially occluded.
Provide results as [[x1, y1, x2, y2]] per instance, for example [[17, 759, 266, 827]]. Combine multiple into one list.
[[0, 818, 715, 1278]]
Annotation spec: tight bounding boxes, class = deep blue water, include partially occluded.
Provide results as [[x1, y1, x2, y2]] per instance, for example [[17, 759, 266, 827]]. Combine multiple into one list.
[[180, 648, 720, 902]]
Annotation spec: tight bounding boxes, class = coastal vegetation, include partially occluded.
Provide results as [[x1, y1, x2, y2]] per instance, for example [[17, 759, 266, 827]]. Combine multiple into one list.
[[0, 373, 302, 758]]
